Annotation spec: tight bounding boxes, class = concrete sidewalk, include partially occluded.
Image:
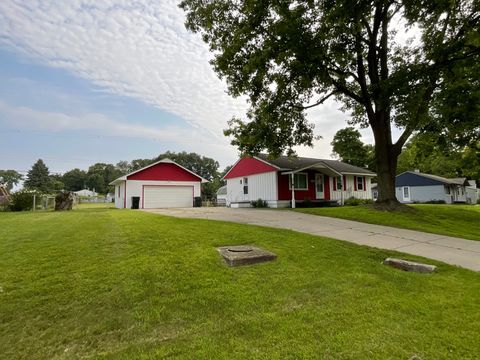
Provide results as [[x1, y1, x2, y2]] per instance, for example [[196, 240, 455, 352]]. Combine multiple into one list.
[[143, 207, 480, 271]]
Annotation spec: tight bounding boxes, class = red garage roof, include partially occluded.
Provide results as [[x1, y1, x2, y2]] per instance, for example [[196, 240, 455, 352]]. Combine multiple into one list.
[[223, 157, 279, 179], [109, 159, 208, 185]]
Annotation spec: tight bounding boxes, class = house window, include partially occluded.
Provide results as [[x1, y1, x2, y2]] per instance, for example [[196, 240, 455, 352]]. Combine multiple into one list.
[[403, 186, 410, 200], [356, 176, 364, 191], [336, 177, 343, 191], [289, 173, 308, 190], [445, 186, 450, 195], [243, 177, 248, 195]]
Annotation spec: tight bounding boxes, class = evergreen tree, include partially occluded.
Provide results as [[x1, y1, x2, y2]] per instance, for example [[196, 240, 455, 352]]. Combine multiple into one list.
[[24, 159, 51, 192]]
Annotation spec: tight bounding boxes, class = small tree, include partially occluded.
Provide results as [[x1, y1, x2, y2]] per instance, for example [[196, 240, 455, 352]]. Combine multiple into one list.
[[0, 170, 23, 191], [24, 159, 51, 192], [331, 127, 369, 168]]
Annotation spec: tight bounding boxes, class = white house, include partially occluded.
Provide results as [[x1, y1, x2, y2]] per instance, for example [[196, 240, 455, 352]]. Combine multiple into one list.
[[395, 171, 478, 204], [223, 154, 376, 208], [109, 158, 207, 209], [74, 189, 98, 197]]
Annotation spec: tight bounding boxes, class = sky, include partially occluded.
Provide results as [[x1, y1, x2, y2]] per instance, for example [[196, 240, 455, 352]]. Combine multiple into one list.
[[0, 0, 374, 175]]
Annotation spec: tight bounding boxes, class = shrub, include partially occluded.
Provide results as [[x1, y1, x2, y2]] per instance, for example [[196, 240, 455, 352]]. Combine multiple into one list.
[[344, 197, 373, 206], [8, 190, 42, 211], [250, 198, 269, 208], [424, 199, 446, 204]]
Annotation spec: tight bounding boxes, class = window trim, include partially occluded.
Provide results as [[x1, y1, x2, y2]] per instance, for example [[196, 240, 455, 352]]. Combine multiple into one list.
[[289, 172, 308, 190], [336, 176, 342, 191], [243, 177, 248, 195], [356, 176, 364, 191]]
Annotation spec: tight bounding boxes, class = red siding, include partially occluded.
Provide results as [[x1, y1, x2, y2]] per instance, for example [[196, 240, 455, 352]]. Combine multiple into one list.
[[224, 157, 277, 179], [277, 170, 330, 201], [127, 163, 201, 181]]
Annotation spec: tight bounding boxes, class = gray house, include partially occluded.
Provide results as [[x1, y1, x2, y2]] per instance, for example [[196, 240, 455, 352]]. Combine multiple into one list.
[[395, 171, 478, 204]]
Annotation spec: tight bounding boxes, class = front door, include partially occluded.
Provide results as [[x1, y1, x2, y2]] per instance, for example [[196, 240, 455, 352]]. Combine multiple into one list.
[[315, 174, 324, 199]]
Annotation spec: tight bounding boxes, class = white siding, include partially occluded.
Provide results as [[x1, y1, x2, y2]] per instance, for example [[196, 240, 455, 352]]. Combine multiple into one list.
[[330, 175, 373, 202], [124, 180, 201, 209], [114, 182, 125, 208], [395, 185, 447, 203], [226, 171, 278, 205]]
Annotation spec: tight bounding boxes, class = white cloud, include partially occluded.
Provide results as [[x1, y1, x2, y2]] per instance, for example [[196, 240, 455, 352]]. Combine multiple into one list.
[[0, 0, 375, 163], [0, 100, 237, 165]]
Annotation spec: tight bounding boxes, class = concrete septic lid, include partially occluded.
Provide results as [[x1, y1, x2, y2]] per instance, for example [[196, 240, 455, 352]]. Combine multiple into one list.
[[217, 245, 277, 267]]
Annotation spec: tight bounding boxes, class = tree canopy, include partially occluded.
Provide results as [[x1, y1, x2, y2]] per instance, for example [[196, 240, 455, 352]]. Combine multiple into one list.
[[0, 170, 23, 191], [331, 127, 374, 169], [181, 0, 480, 204]]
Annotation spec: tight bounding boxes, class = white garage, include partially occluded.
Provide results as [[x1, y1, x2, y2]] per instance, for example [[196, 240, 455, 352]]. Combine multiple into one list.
[[110, 158, 207, 209], [143, 186, 194, 208]]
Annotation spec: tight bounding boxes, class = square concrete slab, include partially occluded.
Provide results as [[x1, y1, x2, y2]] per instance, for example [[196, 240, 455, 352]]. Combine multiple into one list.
[[217, 245, 277, 267]]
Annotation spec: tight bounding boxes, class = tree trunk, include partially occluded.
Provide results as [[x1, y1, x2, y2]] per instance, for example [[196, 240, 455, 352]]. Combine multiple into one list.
[[371, 112, 400, 206]]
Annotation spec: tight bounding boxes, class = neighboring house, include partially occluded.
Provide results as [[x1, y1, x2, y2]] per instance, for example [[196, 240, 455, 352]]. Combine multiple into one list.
[[223, 154, 376, 208], [74, 189, 98, 197], [109, 158, 208, 209], [395, 171, 479, 204], [216, 185, 227, 206]]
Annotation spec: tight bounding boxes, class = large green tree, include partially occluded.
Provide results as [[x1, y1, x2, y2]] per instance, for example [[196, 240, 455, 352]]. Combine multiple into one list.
[[62, 169, 88, 191], [331, 127, 370, 168], [181, 0, 480, 205], [0, 170, 23, 191], [24, 159, 51, 192], [397, 133, 480, 180]]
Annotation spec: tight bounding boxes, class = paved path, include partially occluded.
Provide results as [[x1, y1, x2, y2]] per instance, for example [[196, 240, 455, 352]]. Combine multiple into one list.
[[143, 208, 480, 271]]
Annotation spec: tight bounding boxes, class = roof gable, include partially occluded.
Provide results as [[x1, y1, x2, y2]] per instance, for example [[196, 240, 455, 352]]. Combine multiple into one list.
[[223, 157, 278, 179], [110, 159, 207, 184], [127, 162, 201, 182]]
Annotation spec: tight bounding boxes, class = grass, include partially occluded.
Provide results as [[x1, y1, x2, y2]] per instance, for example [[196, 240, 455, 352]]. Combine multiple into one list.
[[294, 204, 480, 241], [1, 206, 479, 359]]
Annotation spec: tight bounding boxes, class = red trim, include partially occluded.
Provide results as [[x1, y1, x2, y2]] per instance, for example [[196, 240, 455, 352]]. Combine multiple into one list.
[[333, 177, 337, 191], [343, 175, 346, 191], [141, 185, 195, 208], [224, 157, 278, 179], [363, 176, 366, 191], [354, 176, 357, 191]]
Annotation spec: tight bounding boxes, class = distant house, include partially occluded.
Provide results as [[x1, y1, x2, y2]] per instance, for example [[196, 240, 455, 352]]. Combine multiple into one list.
[[395, 171, 479, 204], [223, 154, 376, 208], [216, 185, 227, 206], [74, 189, 98, 197]]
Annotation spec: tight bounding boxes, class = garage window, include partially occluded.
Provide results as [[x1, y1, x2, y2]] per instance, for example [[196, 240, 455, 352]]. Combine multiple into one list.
[[243, 177, 248, 194]]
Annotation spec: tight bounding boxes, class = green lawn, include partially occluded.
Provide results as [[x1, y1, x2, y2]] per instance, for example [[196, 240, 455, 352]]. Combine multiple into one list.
[[1, 207, 479, 359], [295, 204, 480, 241]]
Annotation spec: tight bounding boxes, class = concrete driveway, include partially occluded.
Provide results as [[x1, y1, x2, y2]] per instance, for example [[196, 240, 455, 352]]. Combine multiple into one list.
[[143, 207, 480, 271]]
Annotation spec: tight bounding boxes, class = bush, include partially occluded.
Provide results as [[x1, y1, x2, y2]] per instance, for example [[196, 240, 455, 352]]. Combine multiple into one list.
[[424, 199, 446, 204], [344, 197, 373, 206], [8, 190, 42, 211], [250, 198, 269, 208]]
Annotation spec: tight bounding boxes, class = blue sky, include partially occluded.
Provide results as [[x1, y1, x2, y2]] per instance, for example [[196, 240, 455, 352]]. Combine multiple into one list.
[[0, 0, 365, 176]]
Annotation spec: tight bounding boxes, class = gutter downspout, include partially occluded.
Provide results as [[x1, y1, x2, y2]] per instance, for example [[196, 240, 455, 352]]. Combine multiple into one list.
[[291, 173, 296, 208]]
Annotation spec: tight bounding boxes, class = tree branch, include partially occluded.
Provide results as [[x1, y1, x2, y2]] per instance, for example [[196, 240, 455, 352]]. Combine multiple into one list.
[[297, 91, 338, 110]]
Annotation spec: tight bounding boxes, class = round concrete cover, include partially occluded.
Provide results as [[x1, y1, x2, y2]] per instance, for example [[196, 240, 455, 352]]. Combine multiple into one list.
[[227, 246, 253, 253]]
